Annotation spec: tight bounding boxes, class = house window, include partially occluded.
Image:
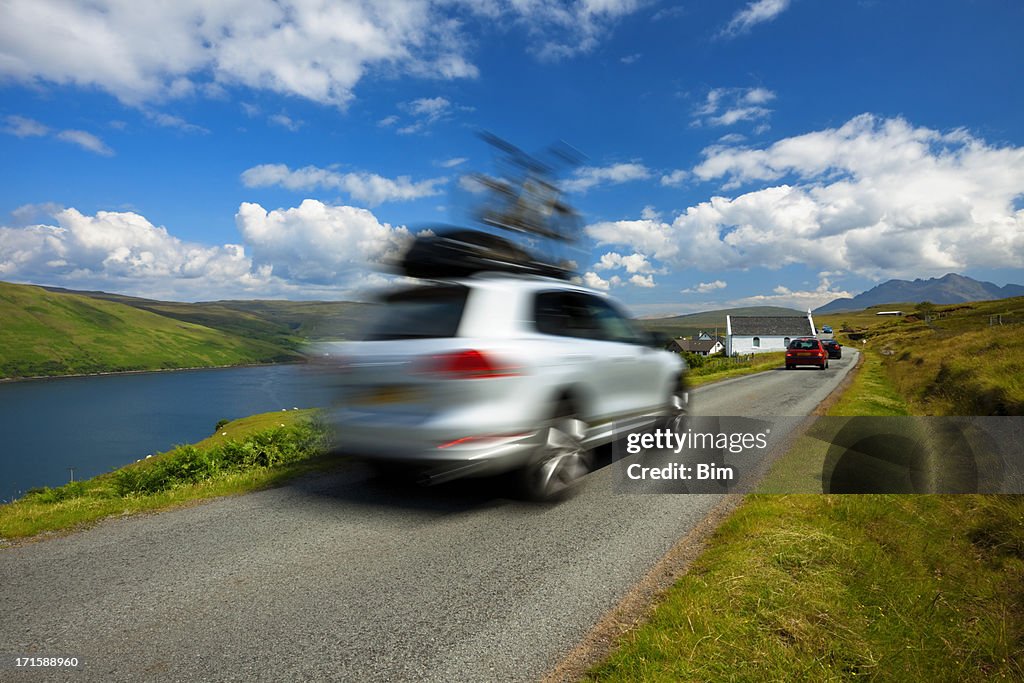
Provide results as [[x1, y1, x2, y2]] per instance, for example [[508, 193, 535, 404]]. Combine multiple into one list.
[[753, 336, 760, 348]]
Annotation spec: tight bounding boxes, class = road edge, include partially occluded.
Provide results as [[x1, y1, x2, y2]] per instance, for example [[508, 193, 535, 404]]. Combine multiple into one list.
[[542, 350, 865, 682], [540, 493, 744, 683]]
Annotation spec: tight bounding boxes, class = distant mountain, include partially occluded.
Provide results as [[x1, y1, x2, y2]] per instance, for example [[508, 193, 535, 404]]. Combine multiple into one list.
[[815, 273, 1024, 313], [639, 305, 805, 338]]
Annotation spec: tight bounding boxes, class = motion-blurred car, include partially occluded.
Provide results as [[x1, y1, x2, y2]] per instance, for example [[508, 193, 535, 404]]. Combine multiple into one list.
[[315, 274, 688, 499], [785, 337, 829, 370], [822, 339, 842, 359]]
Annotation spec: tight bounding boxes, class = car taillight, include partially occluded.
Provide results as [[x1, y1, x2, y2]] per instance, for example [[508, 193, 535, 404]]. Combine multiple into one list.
[[421, 349, 519, 379]]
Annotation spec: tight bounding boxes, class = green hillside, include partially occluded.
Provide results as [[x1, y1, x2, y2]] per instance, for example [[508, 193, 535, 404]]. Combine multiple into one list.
[[639, 305, 805, 339], [816, 297, 1024, 415], [42, 286, 374, 341], [0, 282, 301, 379]]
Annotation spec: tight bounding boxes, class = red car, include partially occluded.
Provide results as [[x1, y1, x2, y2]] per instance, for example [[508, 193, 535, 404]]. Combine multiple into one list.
[[786, 337, 829, 370]]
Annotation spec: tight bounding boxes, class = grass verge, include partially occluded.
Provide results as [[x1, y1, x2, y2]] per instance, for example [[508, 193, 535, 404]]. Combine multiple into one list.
[[688, 352, 787, 388], [586, 329, 1023, 680], [586, 494, 1024, 681], [0, 409, 332, 542]]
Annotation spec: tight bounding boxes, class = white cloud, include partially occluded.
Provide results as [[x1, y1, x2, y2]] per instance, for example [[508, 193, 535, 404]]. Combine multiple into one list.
[[377, 115, 399, 128], [582, 271, 611, 291], [660, 169, 688, 187], [143, 110, 209, 134], [722, 0, 791, 37], [3, 115, 49, 137], [55, 130, 114, 156], [268, 114, 303, 132], [629, 274, 655, 288], [594, 251, 654, 274], [511, 0, 648, 61], [406, 97, 451, 120], [564, 162, 652, 193], [729, 276, 853, 310], [439, 157, 468, 168], [588, 114, 1024, 279], [620, 53, 641, 64], [682, 280, 727, 294], [4, 115, 114, 155], [0, 2, 646, 107], [0, 201, 412, 299], [0, 1, 478, 108], [240, 164, 447, 206], [0, 207, 255, 297], [235, 200, 411, 284], [694, 87, 775, 128]]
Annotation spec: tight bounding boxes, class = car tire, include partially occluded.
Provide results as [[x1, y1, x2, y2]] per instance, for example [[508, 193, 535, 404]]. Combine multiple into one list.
[[664, 374, 689, 432], [521, 404, 592, 501]]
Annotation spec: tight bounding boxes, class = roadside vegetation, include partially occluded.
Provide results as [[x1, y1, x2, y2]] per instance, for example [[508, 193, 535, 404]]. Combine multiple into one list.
[[588, 297, 1024, 681], [587, 494, 1024, 681], [0, 410, 330, 541], [684, 351, 787, 387], [0, 281, 301, 378], [817, 296, 1024, 416]]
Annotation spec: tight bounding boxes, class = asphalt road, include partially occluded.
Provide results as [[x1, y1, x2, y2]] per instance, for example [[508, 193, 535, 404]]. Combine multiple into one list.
[[1, 350, 858, 682]]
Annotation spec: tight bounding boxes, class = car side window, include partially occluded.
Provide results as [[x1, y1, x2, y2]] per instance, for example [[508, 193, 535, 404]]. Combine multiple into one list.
[[580, 295, 644, 344], [534, 291, 602, 339]]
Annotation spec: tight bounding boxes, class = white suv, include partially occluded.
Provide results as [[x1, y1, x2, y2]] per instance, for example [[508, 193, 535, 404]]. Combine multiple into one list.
[[316, 273, 687, 499]]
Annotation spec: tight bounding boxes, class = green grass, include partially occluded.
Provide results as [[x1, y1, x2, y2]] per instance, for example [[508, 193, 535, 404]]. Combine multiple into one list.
[[0, 281, 302, 378], [0, 409, 332, 541], [586, 495, 1024, 682], [817, 297, 1024, 416], [588, 306, 1023, 681], [687, 352, 787, 387]]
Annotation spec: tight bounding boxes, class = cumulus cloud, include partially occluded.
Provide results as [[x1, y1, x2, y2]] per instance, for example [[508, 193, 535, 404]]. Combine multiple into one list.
[[721, 0, 791, 37], [0, 2, 645, 107], [564, 162, 652, 193], [240, 164, 447, 206], [694, 87, 775, 128], [588, 114, 1024, 280], [594, 251, 654, 274], [0, 207, 255, 297], [730, 276, 853, 310], [235, 200, 411, 284], [0, 1, 480, 108], [0, 201, 413, 299], [582, 271, 612, 291], [660, 169, 688, 187], [682, 280, 727, 294]]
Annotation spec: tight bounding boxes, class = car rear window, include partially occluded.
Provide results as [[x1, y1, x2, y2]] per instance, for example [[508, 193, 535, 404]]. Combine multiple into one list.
[[790, 339, 820, 350], [362, 285, 469, 340]]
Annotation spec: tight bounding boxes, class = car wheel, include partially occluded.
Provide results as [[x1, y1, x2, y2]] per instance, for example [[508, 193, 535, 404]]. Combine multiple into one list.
[[786, 364, 793, 370], [665, 375, 689, 432], [521, 407, 592, 501]]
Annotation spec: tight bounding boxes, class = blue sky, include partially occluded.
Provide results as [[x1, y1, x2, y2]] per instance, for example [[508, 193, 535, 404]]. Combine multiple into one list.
[[2, 0, 1023, 315]]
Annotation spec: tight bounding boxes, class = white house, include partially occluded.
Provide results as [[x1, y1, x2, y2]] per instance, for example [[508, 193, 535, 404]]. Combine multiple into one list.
[[725, 310, 817, 355], [669, 338, 725, 356]]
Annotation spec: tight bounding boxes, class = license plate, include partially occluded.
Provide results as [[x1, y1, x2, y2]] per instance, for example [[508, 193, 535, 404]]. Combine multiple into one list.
[[359, 386, 419, 405]]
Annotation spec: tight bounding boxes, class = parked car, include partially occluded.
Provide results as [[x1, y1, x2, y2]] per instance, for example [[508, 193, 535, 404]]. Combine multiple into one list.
[[314, 273, 688, 500], [785, 337, 829, 370], [822, 339, 842, 359]]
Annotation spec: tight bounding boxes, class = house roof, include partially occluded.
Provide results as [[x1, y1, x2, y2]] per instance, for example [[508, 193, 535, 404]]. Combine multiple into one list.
[[672, 339, 721, 353], [729, 316, 813, 336]]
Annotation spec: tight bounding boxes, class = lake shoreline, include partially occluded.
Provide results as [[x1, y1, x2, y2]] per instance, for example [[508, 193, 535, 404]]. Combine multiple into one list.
[[0, 359, 308, 384]]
